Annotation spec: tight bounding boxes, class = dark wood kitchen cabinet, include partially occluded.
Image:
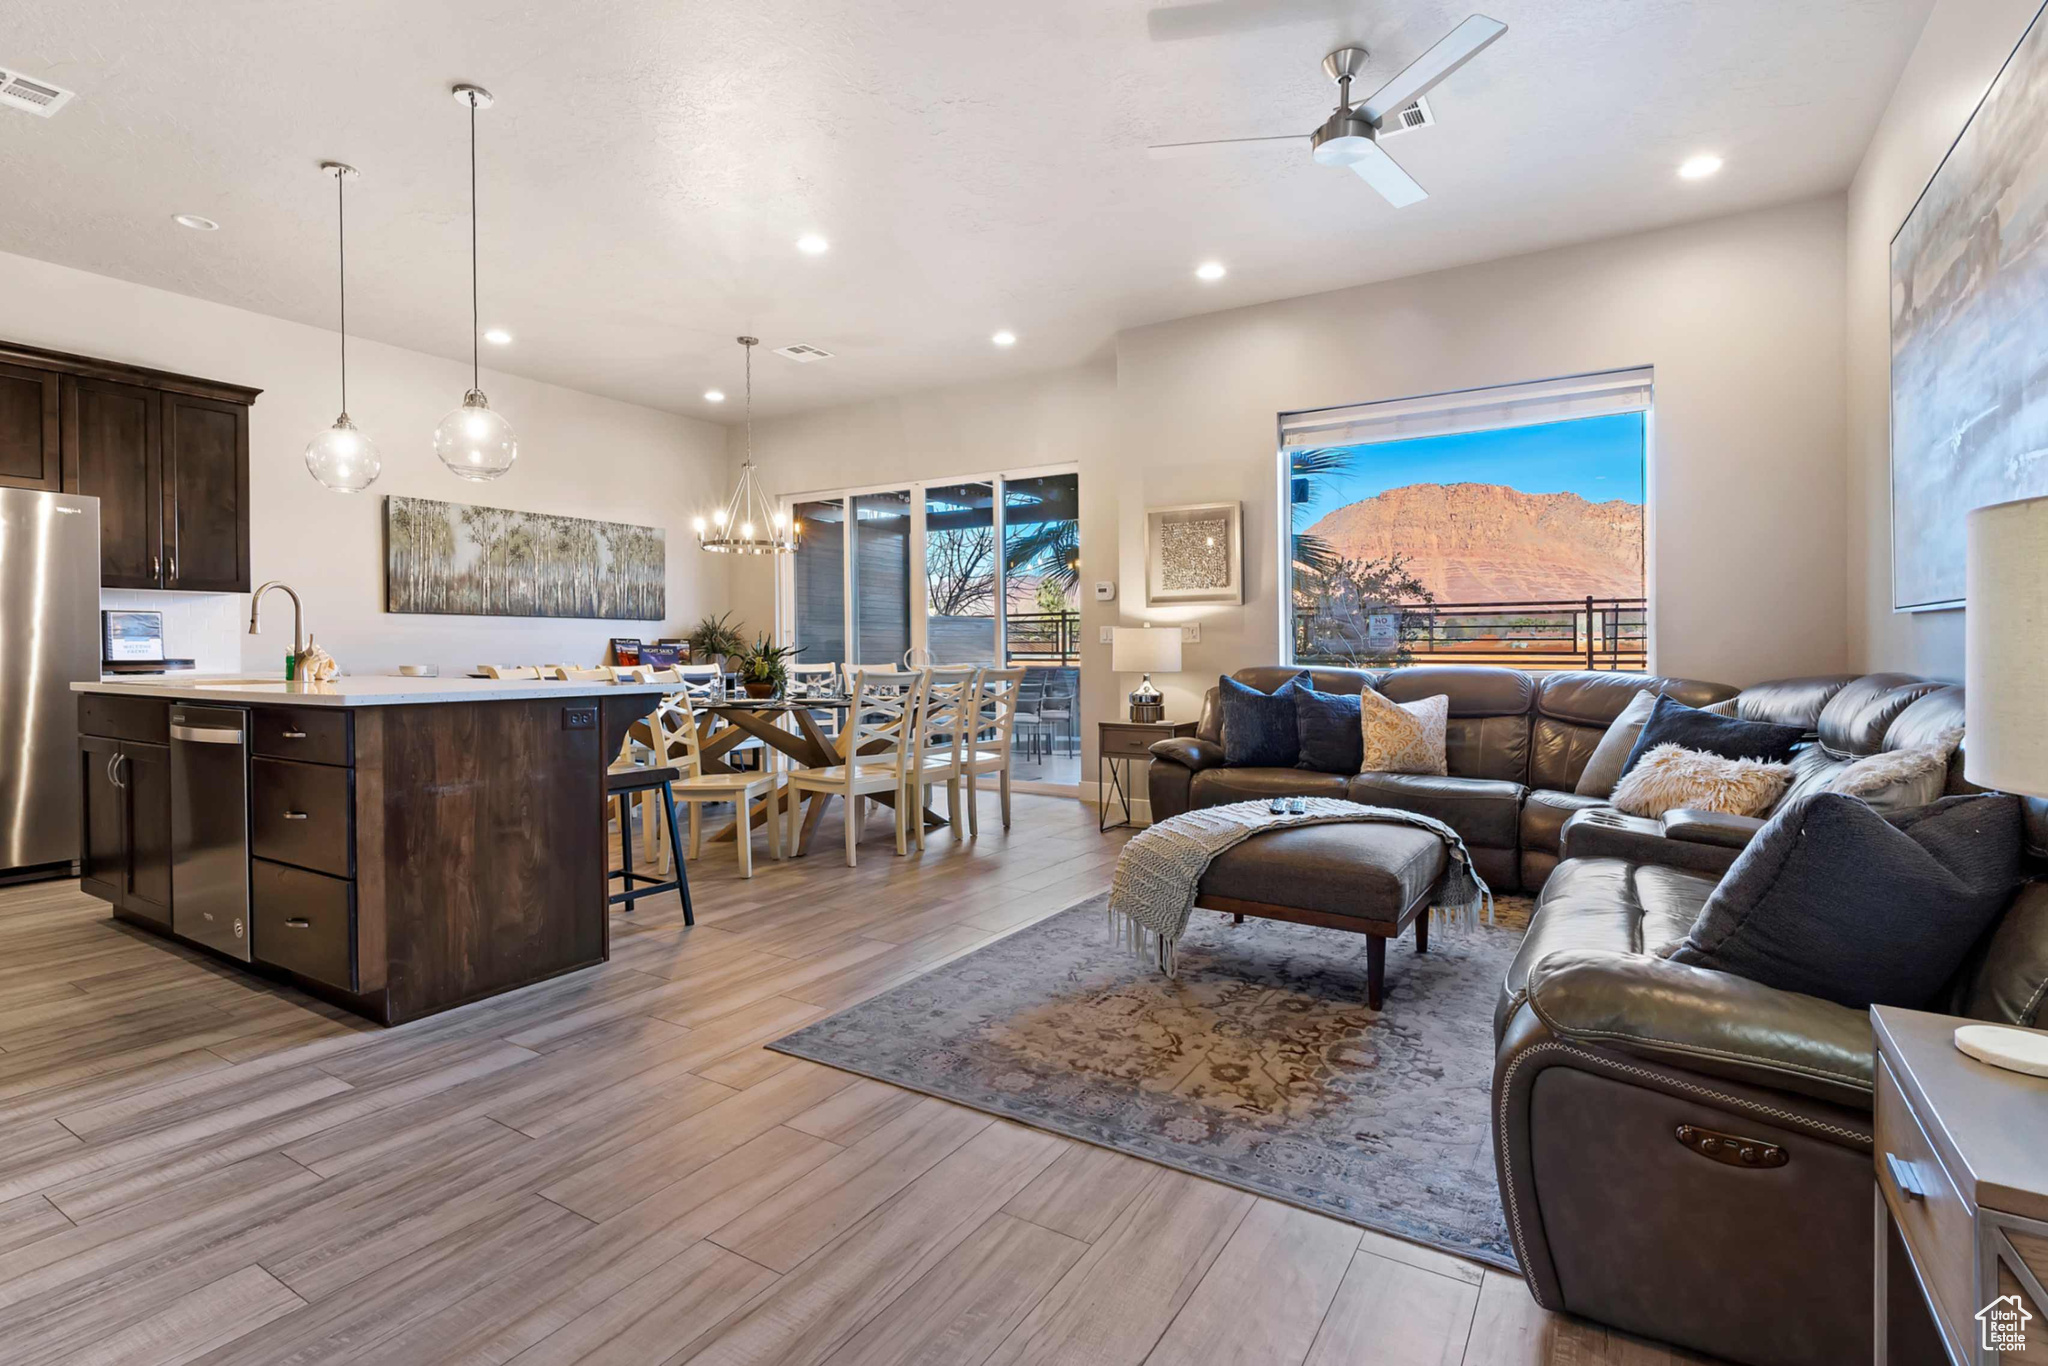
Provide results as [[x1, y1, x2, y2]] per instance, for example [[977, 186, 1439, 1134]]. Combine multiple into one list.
[[0, 339, 258, 590], [78, 731, 173, 929]]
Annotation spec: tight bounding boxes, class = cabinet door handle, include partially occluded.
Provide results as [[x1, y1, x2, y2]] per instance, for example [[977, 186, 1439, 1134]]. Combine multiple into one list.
[[1885, 1153, 1925, 1201], [109, 753, 127, 789], [281, 810, 309, 821], [151, 553, 161, 582], [167, 549, 178, 583], [284, 917, 311, 929], [281, 730, 308, 740]]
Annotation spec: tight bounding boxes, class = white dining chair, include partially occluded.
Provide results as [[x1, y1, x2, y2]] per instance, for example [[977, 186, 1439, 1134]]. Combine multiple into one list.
[[907, 666, 977, 850], [479, 664, 542, 680], [644, 691, 783, 878], [784, 667, 923, 867], [963, 666, 1024, 833]]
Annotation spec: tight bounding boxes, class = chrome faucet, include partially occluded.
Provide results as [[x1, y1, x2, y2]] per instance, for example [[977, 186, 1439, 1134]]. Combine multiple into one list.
[[248, 581, 306, 659]]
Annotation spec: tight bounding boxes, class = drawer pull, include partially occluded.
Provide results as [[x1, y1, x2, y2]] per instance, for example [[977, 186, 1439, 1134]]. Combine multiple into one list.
[[1675, 1124, 1787, 1169], [284, 917, 311, 929], [281, 730, 308, 740], [1885, 1152, 1925, 1201], [282, 811, 310, 821]]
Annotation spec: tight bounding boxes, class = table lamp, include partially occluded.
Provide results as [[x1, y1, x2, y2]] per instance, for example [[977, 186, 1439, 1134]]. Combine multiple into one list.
[[1112, 625, 1181, 723], [1965, 494, 2048, 799]]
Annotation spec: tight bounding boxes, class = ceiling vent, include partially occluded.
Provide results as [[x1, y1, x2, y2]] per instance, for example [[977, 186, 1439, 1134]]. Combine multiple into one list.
[[1376, 96, 1434, 139], [0, 67, 76, 118], [773, 343, 835, 363]]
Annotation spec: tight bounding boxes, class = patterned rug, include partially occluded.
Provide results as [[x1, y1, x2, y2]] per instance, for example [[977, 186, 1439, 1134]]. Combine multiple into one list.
[[769, 891, 1532, 1270]]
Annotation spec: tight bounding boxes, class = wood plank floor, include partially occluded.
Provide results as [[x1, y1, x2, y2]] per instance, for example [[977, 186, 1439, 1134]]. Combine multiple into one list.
[[0, 793, 1724, 1366]]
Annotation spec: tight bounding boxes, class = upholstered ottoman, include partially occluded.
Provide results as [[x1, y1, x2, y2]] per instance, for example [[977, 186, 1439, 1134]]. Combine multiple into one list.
[[1193, 823, 1449, 1009]]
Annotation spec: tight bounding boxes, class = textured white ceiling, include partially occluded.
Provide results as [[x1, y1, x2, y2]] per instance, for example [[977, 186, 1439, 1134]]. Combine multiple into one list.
[[0, 0, 1930, 419]]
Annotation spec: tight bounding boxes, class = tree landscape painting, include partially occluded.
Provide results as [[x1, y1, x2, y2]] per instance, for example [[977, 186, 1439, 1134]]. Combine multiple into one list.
[[385, 496, 666, 620]]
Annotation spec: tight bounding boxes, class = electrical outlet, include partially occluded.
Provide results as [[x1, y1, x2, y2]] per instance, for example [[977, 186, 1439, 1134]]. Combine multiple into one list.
[[1098, 625, 1114, 645], [1180, 623, 1201, 644], [561, 705, 597, 731]]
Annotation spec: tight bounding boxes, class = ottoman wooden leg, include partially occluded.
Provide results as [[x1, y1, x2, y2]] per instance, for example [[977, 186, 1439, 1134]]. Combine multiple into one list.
[[1415, 914, 1429, 954], [1366, 935, 1386, 1010]]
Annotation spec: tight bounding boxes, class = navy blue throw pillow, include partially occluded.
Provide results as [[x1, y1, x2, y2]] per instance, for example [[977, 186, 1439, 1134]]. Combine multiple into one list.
[[1219, 673, 1308, 768], [1667, 793, 2023, 1009], [1294, 685, 1364, 774], [1621, 693, 1805, 777]]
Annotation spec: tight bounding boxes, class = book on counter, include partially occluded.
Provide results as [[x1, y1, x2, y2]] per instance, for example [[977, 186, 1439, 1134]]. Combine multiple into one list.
[[610, 637, 642, 666]]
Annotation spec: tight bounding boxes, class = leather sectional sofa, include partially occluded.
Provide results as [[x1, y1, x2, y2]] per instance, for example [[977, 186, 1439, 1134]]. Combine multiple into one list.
[[1145, 665, 1738, 892]]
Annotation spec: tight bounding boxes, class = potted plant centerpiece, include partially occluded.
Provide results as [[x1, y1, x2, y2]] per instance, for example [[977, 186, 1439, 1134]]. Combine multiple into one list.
[[738, 636, 798, 699], [688, 612, 748, 672]]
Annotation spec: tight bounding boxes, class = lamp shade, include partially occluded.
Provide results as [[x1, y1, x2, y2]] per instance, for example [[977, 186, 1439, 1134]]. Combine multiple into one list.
[[1965, 494, 2048, 798], [1112, 626, 1182, 675]]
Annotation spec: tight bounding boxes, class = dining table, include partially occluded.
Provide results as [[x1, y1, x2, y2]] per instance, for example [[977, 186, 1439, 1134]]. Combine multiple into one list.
[[687, 694, 948, 857]]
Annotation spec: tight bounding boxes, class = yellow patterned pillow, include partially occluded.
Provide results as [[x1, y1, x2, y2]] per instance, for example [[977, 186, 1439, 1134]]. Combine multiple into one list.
[[1358, 689, 1449, 775]]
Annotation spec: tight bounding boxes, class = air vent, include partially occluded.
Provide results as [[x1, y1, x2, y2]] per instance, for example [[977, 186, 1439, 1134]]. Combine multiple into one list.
[[0, 67, 76, 118], [773, 343, 835, 363], [1377, 96, 1434, 138]]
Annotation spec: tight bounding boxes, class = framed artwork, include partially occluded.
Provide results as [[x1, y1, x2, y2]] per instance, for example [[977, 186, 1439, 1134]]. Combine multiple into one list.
[[386, 496, 666, 620], [1146, 501, 1243, 605], [1890, 0, 2048, 611]]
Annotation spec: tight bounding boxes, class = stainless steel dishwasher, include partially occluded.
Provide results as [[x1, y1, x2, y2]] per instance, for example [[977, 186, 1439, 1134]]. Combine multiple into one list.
[[169, 705, 250, 961]]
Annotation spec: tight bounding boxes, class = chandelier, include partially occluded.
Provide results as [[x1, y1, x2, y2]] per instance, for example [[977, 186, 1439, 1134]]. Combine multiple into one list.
[[696, 336, 797, 554]]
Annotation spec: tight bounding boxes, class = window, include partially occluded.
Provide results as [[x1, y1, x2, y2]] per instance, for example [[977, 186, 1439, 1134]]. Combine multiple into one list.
[[924, 482, 996, 665], [790, 498, 845, 665], [1283, 369, 1650, 671]]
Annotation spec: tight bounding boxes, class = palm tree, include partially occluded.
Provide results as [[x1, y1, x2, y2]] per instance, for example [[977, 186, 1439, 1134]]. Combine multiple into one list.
[[1289, 446, 1355, 577]]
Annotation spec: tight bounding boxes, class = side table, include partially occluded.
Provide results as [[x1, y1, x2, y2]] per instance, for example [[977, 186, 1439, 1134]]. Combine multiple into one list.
[[1873, 1005, 2048, 1364], [1098, 719, 1195, 831]]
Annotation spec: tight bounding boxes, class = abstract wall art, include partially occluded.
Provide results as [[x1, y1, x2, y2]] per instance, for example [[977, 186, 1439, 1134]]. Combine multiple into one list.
[[1146, 501, 1243, 605], [385, 496, 666, 620], [1890, 0, 2048, 611]]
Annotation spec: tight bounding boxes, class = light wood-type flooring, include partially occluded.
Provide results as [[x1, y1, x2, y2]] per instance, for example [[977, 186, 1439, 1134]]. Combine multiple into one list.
[[0, 793, 1725, 1365]]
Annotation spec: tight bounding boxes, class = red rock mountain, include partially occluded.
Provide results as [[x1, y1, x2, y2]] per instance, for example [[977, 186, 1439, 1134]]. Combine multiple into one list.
[[1303, 483, 1643, 602]]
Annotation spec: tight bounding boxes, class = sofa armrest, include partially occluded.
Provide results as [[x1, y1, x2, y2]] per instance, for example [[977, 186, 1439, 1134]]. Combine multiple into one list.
[[1664, 808, 1766, 850], [1149, 737, 1225, 771], [1525, 949, 1873, 1109], [1559, 808, 1743, 878]]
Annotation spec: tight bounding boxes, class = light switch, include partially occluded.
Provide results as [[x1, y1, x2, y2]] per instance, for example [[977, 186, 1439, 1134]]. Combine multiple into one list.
[[1180, 623, 1201, 643], [1098, 625, 1114, 645]]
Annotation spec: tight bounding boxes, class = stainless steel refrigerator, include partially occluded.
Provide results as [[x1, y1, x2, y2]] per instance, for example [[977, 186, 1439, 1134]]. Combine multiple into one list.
[[0, 489, 101, 879]]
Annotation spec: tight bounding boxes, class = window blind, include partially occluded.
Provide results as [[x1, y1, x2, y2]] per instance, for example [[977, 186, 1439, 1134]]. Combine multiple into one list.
[[1280, 367, 1653, 449]]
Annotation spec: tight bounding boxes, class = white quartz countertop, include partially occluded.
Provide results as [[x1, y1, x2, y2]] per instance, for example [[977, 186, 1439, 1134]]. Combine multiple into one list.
[[73, 674, 674, 707]]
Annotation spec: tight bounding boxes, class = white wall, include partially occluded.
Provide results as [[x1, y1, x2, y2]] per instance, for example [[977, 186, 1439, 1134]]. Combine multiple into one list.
[[1845, 0, 2037, 680], [0, 248, 729, 676], [727, 196, 1852, 780]]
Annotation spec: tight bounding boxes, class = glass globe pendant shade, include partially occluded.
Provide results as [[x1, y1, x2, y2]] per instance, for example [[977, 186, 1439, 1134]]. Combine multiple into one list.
[[433, 389, 517, 481], [304, 413, 382, 493]]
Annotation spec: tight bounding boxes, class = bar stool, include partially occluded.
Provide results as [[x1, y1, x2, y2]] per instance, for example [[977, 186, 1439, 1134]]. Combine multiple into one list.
[[606, 763, 692, 920]]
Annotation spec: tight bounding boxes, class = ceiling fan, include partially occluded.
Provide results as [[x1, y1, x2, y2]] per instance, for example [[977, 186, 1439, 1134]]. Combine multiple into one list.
[[1149, 14, 1507, 209]]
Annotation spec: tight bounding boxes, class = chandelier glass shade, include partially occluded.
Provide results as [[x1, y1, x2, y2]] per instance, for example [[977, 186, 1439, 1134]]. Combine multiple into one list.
[[305, 162, 382, 493], [697, 336, 796, 554], [435, 84, 516, 481]]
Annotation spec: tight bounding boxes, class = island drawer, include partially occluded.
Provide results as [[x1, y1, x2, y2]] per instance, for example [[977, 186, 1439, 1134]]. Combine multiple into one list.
[[78, 694, 169, 744], [251, 758, 353, 878], [251, 858, 356, 992], [251, 707, 351, 766]]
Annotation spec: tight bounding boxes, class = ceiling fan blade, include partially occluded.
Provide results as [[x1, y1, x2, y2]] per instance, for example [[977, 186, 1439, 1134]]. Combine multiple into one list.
[[1359, 14, 1506, 124], [1146, 135, 1303, 158], [1348, 140, 1428, 207], [1147, 0, 1356, 42]]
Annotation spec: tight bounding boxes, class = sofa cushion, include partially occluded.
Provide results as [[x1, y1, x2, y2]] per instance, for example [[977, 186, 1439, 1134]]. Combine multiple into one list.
[[1612, 745, 1793, 820], [1495, 857, 1716, 1038], [1956, 881, 2048, 1027], [1528, 672, 1738, 791], [1557, 808, 1747, 879], [1195, 822, 1447, 923], [1667, 793, 2025, 1011], [1190, 767, 1349, 806], [1732, 674, 1860, 730], [1377, 666, 1535, 783], [1218, 672, 1306, 767], [1573, 689, 1658, 798], [1621, 695, 1806, 777], [1293, 685, 1364, 775], [1521, 788, 1607, 858], [1359, 689, 1447, 775], [1348, 771, 1525, 849], [1815, 674, 1947, 759]]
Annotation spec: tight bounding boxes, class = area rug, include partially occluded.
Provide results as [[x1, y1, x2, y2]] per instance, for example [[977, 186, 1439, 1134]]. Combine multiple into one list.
[[769, 891, 1531, 1271]]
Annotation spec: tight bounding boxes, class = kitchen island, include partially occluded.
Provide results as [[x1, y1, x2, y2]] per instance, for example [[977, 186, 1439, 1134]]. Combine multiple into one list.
[[73, 674, 671, 1025]]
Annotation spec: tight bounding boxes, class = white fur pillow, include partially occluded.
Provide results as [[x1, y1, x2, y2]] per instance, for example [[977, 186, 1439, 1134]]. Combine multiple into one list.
[[1822, 731, 1960, 814], [1359, 690, 1448, 775], [1612, 743, 1794, 819]]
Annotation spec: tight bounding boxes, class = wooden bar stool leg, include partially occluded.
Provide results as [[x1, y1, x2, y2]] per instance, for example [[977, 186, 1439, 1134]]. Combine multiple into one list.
[[617, 792, 637, 913]]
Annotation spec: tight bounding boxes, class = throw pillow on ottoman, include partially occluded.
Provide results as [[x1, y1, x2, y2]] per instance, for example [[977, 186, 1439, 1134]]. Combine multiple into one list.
[[1665, 792, 2024, 1010]]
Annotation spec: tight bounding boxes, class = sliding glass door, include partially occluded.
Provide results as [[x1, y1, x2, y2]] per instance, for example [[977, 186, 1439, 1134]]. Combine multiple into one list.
[[790, 498, 845, 665], [850, 491, 912, 667], [923, 482, 997, 665]]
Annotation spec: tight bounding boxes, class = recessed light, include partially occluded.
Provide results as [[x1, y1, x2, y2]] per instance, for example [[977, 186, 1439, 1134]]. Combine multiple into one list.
[[482, 328, 513, 345], [795, 234, 830, 256], [173, 214, 220, 231], [703, 389, 725, 403], [991, 330, 1017, 347], [1195, 260, 1227, 282], [1678, 154, 1723, 181]]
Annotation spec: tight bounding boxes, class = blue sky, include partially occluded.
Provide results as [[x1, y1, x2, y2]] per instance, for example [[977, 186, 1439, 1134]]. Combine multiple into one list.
[[1291, 412, 1646, 524]]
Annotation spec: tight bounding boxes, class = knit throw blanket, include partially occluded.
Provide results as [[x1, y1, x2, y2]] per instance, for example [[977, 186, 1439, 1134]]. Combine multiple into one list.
[[1107, 798, 1493, 975]]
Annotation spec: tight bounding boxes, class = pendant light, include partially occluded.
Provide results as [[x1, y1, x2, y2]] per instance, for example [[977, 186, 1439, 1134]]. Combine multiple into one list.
[[695, 337, 796, 555], [433, 83, 517, 481], [304, 162, 381, 492]]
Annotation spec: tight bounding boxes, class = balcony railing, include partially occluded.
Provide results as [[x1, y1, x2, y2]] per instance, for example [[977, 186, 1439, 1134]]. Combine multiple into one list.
[[1295, 597, 1648, 671], [1004, 610, 1081, 666]]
